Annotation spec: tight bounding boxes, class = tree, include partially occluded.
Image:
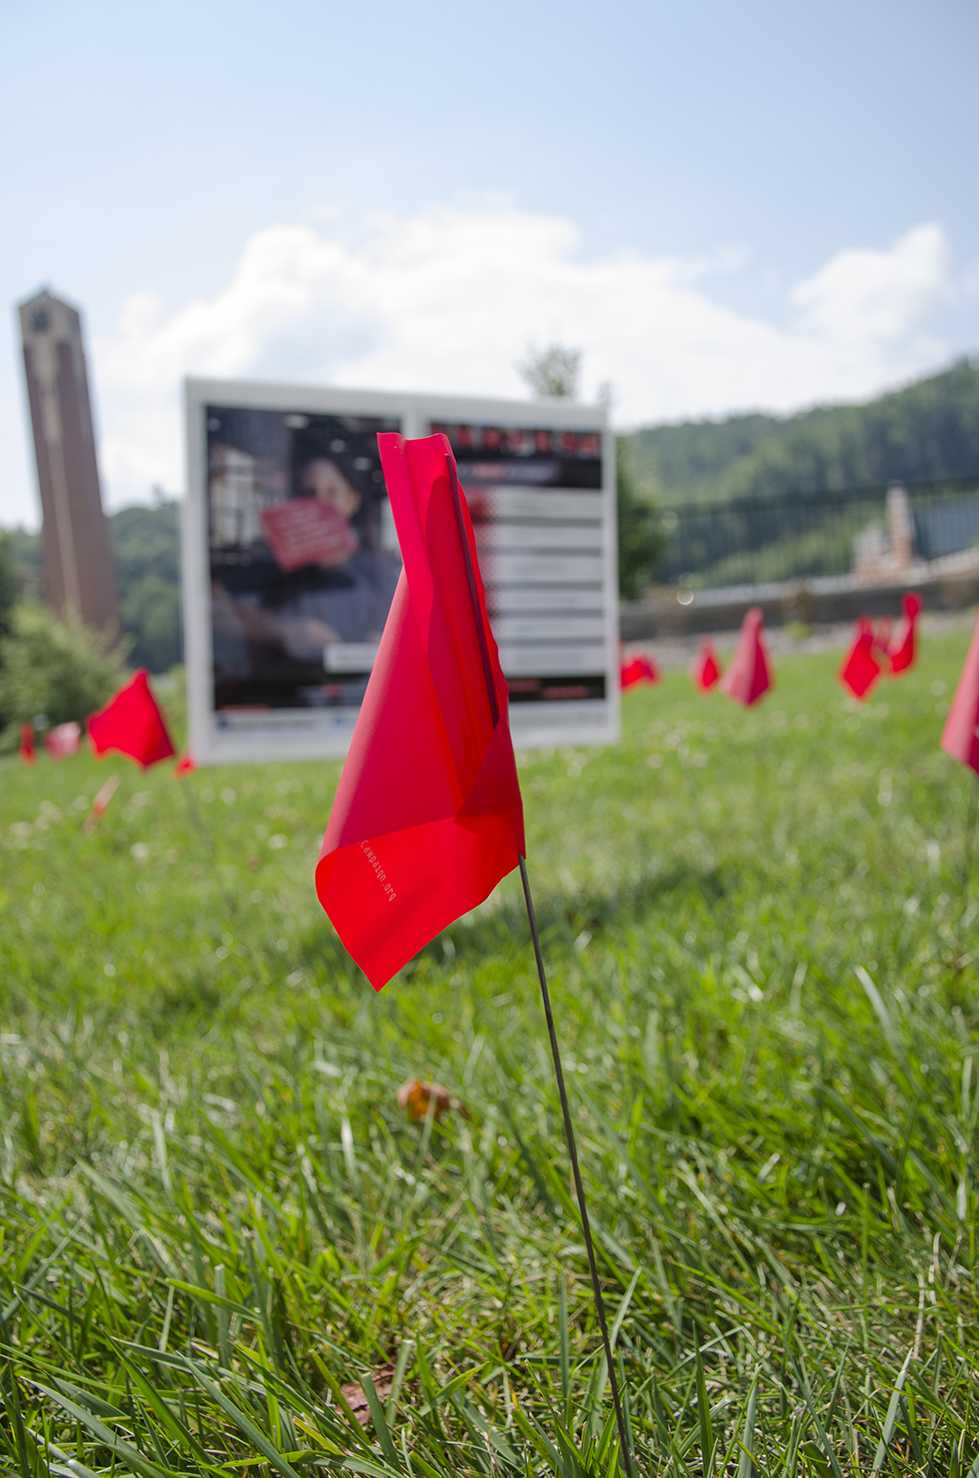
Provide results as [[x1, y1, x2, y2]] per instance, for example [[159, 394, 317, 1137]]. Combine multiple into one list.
[[518, 343, 582, 400], [0, 533, 17, 637], [616, 438, 663, 600], [0, 604, 124, 749], [4, 500, 185, 673], [121, 574, 183, 672]]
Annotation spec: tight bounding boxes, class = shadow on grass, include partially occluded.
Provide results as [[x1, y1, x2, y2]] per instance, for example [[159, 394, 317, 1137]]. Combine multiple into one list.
[[291, 857, 734, 985]]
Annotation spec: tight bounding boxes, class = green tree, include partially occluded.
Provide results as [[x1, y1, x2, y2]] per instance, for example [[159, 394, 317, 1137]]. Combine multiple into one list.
[[121, 574, 183, 672], [518, 343, 582, 399], [111, 500, 183, 670], [0, 532, 18, 637], [0, 604, 124, 749], [616, 438, 663, 600]]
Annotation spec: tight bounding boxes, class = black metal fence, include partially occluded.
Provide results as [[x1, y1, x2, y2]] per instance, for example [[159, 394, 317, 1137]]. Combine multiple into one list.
[[655, 475, 979, 590]]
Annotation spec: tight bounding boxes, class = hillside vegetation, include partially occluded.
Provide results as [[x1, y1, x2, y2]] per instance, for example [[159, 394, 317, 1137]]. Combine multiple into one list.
[[631, 358, 979, 506], [4, 359, 979, 660]]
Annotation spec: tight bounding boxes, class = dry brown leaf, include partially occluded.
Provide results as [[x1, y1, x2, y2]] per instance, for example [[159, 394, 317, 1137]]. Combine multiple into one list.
[[396, 1078, 466, 1121], [340, 1363, 396, 1425]]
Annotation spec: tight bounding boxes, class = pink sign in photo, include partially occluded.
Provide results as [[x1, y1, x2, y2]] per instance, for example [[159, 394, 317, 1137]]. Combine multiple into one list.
[[261, 499, 359, 572]]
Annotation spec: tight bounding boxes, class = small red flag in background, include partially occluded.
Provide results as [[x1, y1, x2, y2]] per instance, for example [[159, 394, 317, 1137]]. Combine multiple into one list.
[[721, 608, 772, 707], [83, 775, 120, 833], [889, 592, 922, 675], [694, 641, 721, 691], [620, 654, 659, 690], [45, 722, 81, 758], [19, 724, 36, 763], [89, 670, 176, 769], [260, 499, 359, 572], [941, 612, 979, 776], [174, 754, 196, 776], [315, 433, 525, 991], [840, 619, 882, 700]]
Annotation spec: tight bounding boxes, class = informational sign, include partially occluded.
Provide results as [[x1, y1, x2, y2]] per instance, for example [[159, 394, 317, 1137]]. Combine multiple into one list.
[[183, 379, 618, 763]]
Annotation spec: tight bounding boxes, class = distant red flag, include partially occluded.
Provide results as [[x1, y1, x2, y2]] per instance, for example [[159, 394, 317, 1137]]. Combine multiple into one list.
[[620, 655, 659, 690], [83, 775, 120, 833], [720, 608, 772, 707], [88, 670, 176, 769], [941, 613, 979, 776], [840, 619, 882, 700], [694, 641, 721, 691], [45, 722, 81, 758], [889, 592, 922, 675], [314, 433, 525, 991], [19, 724, 36, 764], [174, 754, 196, 776]]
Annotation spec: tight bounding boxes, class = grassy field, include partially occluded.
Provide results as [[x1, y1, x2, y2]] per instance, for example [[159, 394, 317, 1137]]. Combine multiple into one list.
[[2, 627, 979, 1475]]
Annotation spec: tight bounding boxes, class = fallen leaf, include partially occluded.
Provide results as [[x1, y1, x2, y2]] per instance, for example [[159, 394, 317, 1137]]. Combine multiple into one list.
[[396, 1078, 466, 1121], [340, 1363, 396, 1425]]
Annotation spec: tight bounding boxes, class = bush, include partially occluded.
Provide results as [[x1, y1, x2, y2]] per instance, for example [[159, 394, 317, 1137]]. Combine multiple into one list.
[[0, 604, 125, 749]]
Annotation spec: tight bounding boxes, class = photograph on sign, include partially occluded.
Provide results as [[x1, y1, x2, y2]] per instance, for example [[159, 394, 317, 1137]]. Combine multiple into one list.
[[183, 381, 618, 763]]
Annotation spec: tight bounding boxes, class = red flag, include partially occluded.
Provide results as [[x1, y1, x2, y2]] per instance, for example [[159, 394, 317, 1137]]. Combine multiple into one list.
[[694, 641, 721, 691], [620, 654, 659, 690], [83, 775, 120, 833], [19, 724, 36, 764], [839, 618, 882, 700], [314, 433, 525, 991], [88, 670, 176, 769], [889, 592, 922, 675], [720, 608, 772, 707], [45, 722, 81, 758], [174, 754, 197, 776], [941, 613, 979, 776]]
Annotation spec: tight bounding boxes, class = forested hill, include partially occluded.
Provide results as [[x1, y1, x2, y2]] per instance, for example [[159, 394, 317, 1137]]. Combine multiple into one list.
[[4, 357, 979, 668], [630, 358, 979, 506]]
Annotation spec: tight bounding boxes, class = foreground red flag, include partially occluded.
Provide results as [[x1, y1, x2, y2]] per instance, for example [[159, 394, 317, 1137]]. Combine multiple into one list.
[[19, 724, 36, 763], [620, 654, 659, 690], [45, 722, 81, 758], [941, 613, 979, 776], [840, 619, 882, 700], [694, 641, 721, 691], [315, 433, 525, 991], [889, 592, 922, 675], [89, 670, 176, 768], [721, 608, 772, 707]]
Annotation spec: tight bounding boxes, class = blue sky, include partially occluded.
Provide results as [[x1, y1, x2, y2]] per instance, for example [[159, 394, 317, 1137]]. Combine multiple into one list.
[[4, 0, 979, 527]]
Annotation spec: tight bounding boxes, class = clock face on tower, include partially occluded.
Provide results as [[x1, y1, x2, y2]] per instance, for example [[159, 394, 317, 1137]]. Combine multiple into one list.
[[30, 308, 50, 333]]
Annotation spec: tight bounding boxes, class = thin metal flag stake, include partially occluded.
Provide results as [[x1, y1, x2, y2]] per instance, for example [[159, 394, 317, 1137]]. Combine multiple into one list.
[[962, 777, 979, 898], [518, 854, 636, 1478], [445, 452, 635, 1478]]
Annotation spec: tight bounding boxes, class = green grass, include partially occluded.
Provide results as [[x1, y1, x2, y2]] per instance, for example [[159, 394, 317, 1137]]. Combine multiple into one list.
[[1, 628, 978, 1475]]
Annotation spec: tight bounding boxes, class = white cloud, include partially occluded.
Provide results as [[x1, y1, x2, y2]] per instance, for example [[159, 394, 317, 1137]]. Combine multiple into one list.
[[92, 209, 955, 504], [791, 222, 949, 343]]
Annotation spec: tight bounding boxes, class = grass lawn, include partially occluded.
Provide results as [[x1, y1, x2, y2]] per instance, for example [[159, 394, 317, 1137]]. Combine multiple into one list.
[[1, 626, 978, 1475]]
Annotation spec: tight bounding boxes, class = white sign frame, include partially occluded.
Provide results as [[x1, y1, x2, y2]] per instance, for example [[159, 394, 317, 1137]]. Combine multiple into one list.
[[182, 377, 619, 764]]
